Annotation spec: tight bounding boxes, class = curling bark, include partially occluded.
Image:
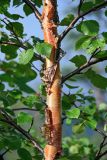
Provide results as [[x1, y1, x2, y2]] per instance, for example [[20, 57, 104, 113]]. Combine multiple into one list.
[[42, 0, 62, 159]]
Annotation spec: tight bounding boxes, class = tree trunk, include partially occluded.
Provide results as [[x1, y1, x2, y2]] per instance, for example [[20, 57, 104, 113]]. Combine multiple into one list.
[[42, 0, 62, 159]]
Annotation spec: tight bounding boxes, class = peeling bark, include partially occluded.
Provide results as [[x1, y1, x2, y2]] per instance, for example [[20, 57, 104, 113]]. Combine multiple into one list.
[[42, 0, 62, 159]]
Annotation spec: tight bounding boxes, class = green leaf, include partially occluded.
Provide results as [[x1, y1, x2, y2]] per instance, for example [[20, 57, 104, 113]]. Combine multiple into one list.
[[72, 123, 85, 134], [105, 10, 107, 17], [81, 2, 93, 12], [66, 108, 80, 119], [65, 83, 78, 89], [70, 55, 87, 67], [17, 148, 32, 160], [86, 39, 105, 54], [102, 32, 107, 43], [105, 66, 107, 73], [77, 20, 99, 36], [39, 84, 46, 96], [19, 49, 34, 65], [99, 103, 107, 111], [1, 45, 18, 60], [6, 22, 24, 37], [104, 124, 107, 132], [69, 144, 80, 154], [17, 112, 32, 124], [88, 89, 94, 94], [60, 14, 74, 26], [23, 94, 42, 107], [75, 36, 91, 50], [23, 4, 33, 16], [82, 105, 96, 116], [85, 118, 97, 129], [0, 83, 5, 91], [62, 95, 72, 110], [15, 81, 35, 93], [3, 10, 23, 20], [34, 42, 52, 58], [66, 118, 72, 125], [85, 69, 107, 89], [33, 0, 42, 7], [95, 50, 107, 58], [13, 0, 22, 7], [3, 136, 21, 150], [0, 0, 10, 13]]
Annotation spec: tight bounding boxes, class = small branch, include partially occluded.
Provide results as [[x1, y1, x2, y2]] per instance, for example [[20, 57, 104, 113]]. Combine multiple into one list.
[[59, 1, 107, 42], [88, 48, 100, 63], [1, 18, 45, 63], [31, 63, 40, 72], [1, 149, 10, 157], [5, 18, 24, 46], [98, 150, 107, 159], [23, 0, 42, 23], [62, 56, 107, 84], [1, 18, 27, 49], [0, 40, 45, 63], [78, 0, 84, 15], [28, 118, 34, 133], [95, 128, 106, 137], [95, 136, 107, 160], [13, 108, 38, 111], [0, 41, 23, 48], [0, 109, 43, 154]]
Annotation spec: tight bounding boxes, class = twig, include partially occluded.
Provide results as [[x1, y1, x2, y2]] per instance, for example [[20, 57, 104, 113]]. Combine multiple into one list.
[[23, 0, 42, 23], [28, 118, 34, 133], [1, 18, 45, 63], [95, 128, 106, 137], [0, 41, 22, 48], [0, 109, 43, 154], [98, 150, 107, 159], [62, 56, 107, 84], [13, 108, 38, 111], [59, 1, 107, 42], [95, 136, 107, 160], [1, 149, 10, 157], [31, 63, 40, 72], [0, 40, 45, 62], [78, 0, 84, 15], [102, 142, 107, 148], [4, 18, 25, 47], [88, 48, 100, 64]]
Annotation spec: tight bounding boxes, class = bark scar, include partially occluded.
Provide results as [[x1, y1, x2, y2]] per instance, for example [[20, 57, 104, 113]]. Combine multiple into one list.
[[41, 63, 57, 95]]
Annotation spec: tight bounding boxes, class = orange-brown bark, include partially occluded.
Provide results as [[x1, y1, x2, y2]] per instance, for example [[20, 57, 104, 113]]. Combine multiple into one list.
[[42, 0, 61, 159]]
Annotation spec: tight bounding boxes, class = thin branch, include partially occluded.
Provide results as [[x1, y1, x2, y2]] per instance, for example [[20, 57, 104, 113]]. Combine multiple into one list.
[[61, 113, 107, 138], [0, 41, 22, 48], [102, 142, 107, 148], [0, 109, 43, 154], [88, 48, 100, 63], [23, 0, 42, 23], [0, 40, 45, 62], [98, 150, 107, 159], [95, 136, 107, 160], [13, 108, 38, 111], [31, 63, 40, 72], [59, 1, 107, 42], [1, 18, 45, 63], [28, 117, 34, 133], [78, 0, 84, 15], [1, 149, 10, 157], [95, 128, 107, 137], [62, 56, 107, 84]]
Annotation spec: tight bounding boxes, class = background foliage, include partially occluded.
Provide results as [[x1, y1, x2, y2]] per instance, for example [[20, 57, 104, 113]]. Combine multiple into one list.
[[0, 0, 107, 159]]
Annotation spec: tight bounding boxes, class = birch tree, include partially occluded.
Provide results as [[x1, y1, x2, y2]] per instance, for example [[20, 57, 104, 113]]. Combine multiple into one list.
[[0, 0, 107, 160]]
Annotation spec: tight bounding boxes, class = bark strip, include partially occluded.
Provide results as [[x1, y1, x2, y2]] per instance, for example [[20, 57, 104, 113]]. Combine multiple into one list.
[[42, 0, 62, 159]]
